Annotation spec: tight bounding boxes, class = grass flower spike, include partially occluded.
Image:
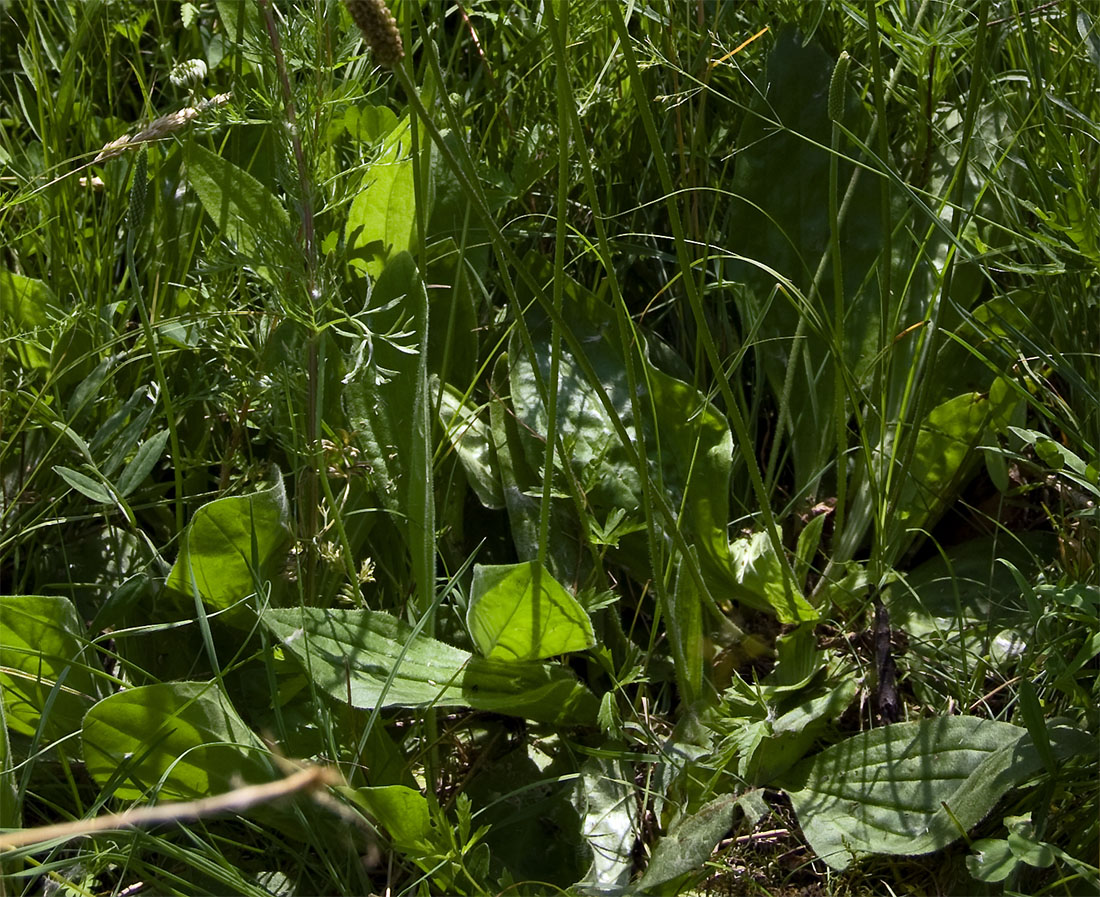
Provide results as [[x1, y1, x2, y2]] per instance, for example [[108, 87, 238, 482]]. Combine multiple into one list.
[[95, 92, 231, 162], [344, 0, 404, 66]]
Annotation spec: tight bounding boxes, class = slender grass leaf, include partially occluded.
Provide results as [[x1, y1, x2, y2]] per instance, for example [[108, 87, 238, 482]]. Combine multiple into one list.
[[184, 142, 292, 281], [53, 465, 114, 504], [116, 429, 170, 497], [261, 607, 599, 726], [467, 561, 595, 662], [776, 717, 1095, 870]]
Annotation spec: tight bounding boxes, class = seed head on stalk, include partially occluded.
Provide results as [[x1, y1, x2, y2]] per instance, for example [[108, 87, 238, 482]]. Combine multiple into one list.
[[343, 0, 404, 67]]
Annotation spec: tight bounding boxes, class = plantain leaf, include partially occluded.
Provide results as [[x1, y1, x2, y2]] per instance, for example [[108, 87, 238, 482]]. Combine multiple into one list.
[[261, 606, 599, 726], [353, 784, 433, 850], [776, 716, 1095, 870], [0, 269, 59, 369], [436, 378, 504, 509], [82, 681, 272, 801], [467, 561, 595, 662], [345, 117, 416, 278], [0, 595, 97, 747], [165, 474, 292, 617], [638, 794, 740, 891]]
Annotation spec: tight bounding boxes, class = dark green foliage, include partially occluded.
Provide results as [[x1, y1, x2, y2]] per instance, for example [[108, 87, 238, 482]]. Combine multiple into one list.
[[0, 2, 1096, 895]]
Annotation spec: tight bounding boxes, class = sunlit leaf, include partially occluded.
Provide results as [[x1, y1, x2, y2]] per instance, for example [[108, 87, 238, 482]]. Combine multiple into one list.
[[466, 561, 595, 662], [0, 595, 97, 746], [345, 117, 416, 278], [261, 607, 599, 726], [777, 717, 1095, 870], [82, 681, 272, 801], [353, 785, 432, 850], [165, 475, 292, 616]]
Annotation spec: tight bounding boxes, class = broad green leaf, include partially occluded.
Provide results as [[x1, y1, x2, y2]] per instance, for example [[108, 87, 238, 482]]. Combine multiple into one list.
[[509, 260, 813, 622], [0, 596, 97, 745], [261, 607, 599, 726], [184, 142, 291, 282], [343, 104, 399, 145], [729, 532, 817, 624], [776, 717, 1095, 870], [892, 385, 1016, 535], [467, 561, 595, 662], [0, 268, 56, 328], [343, 253, 428, 536], [749, 680, 857, 783], [489, 351, 581, 582], [82, 681, 272, 802], [165, 475, 292, 616], [717, 633, 855, 784], [574, 757, 638, 892], [436, 378, 504, 509], [214, 0, 261, 42], [667, 555, 705, 704], [794, 513, 826, 591], [638, 794, 739, 890], [461, 742, 587, 887], [967, 838, 1019, 882], [353, 785, 432, 850], [726, 28, 885, 498], [0, 688, 18, 831], [342, 253, 435, 612], [425, 237, 479, 385], [1008, 830, 1055, 868], [345, 117, 416, 278], [0, 269, 60, 369]]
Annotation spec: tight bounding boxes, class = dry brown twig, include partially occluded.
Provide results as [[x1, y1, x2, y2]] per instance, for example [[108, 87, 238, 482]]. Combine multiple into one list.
[[0, 765, 341, 851]]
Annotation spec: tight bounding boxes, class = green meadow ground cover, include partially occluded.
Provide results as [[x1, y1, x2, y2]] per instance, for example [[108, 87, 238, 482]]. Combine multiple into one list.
[[0, 1, 1097, 894]]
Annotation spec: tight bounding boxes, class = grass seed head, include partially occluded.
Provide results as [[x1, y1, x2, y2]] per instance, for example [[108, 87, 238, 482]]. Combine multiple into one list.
[[344, 0, 404, 67], [94, 92, 231, 162]]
